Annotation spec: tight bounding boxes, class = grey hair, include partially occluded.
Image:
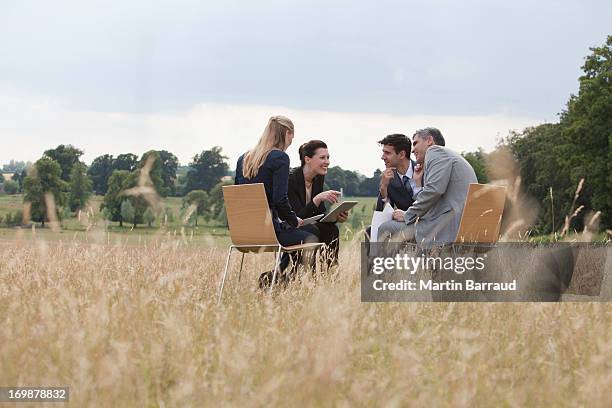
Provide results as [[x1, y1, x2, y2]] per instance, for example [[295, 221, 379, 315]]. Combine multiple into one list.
[[413, 127, 445, 146]]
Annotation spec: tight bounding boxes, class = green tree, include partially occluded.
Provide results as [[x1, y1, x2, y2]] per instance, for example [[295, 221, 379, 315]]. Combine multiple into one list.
[[121, 169, 154, 226], [137, 150, 168, 197], [68, 162, 93, 211], [44, 144, 84, 182], [325, 166, 362, 196], [157, 150, 179, 196], [505, 124, 570, 234], [462, 149, 490, 184], [163, 207, 175, 224], [359, 169, 382, 197], [143, 207, 156, 227], [207, 179, 233, 222], [88, 154, 115, 195], [183, 189, 208, 226], [12, 168, 27, 192], [113, 153, 138, 172], [184, 147, 229, 194], [121, 200, 135, 227], [23, 157, 66, 227], [3, 179, 19, 195], [101, 170, 130, 227], [558, 35, 612, 229]]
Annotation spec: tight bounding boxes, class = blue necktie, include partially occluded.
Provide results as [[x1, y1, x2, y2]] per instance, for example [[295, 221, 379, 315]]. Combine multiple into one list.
[[402, 175, 413, 196]]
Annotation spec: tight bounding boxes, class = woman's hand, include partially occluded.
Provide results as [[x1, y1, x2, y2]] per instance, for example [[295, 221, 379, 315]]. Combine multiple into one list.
[[336, 210, 349, 223], [297, 217, 304, 227], [392, 210, 405, 222], [313, 190, 341, 206]]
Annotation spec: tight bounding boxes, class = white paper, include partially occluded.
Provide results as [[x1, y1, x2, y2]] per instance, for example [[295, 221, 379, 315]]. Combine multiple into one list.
[[370, 203, 394, 242]]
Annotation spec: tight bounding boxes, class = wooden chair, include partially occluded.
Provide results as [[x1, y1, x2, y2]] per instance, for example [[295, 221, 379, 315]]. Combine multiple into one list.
[[218, 183, 324, 302], [454, 183, 506, 245]]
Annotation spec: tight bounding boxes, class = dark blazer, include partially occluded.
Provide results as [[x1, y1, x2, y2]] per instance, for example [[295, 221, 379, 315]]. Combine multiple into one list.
[[375, 160, 417, 211], [287, 167, 327, 219], [235, 150, 298, 232]]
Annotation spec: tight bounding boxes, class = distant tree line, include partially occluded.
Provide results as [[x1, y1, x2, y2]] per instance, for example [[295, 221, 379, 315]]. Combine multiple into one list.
[[1, 144, 231, 228], [2, 36, 609, 233]]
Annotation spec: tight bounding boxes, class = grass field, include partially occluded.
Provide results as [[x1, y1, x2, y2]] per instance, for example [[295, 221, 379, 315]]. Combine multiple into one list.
[[0, 194, 379, 243], [0, 238, 610, 406]]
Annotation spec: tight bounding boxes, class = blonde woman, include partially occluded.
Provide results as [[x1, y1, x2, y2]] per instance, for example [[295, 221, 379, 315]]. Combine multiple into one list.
[[235, 116, 319, 285]]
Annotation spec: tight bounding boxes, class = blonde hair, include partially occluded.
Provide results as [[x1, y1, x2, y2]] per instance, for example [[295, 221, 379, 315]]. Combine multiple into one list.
[[243, 115, 294, 179]]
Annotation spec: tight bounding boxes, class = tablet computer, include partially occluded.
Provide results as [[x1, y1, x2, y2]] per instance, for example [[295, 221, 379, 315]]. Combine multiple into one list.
[[301, 214, 324, 226], [320, 201, 358, 223]]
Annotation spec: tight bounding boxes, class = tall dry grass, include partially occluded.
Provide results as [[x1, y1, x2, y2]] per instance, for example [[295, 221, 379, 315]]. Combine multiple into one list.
[[0, 238, 610, 407]]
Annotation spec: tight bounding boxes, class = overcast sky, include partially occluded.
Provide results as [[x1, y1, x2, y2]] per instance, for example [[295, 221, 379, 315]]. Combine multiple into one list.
[[1, 0, 610, 174]]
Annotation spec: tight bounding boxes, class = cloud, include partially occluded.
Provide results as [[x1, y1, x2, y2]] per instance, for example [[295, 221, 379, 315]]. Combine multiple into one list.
[[0, 88, 542, 175]]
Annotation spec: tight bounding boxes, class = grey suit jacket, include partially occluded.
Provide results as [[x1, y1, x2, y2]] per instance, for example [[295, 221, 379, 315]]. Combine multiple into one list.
[[404, 145, 477, 245]]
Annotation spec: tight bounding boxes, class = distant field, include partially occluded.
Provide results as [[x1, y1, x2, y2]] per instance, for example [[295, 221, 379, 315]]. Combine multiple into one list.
[[0, 194, 379, 244]]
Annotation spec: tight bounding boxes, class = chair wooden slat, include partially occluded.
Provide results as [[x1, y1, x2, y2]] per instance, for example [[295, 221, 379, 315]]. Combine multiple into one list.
[[455, 183, 506, 244], [222, 183, 279, 247]]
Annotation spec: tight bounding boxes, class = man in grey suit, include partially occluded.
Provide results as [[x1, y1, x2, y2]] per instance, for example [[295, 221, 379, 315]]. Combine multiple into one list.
[[378, 128, 477, 246]]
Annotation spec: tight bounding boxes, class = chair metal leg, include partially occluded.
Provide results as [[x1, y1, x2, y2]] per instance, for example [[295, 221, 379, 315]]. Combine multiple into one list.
[[217, 245, 234, 304], [237, 252, 245, 282], [269, 245, 282, 294]]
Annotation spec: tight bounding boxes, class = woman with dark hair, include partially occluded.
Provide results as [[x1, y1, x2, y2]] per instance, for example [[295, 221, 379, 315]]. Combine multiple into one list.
[[235, 116, 319, 285], [288, 140, 348, 267]]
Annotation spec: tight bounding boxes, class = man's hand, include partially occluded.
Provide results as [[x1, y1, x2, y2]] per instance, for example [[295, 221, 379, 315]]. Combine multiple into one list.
[[379, 167, 395, 198], [313, 190, 340, 206], [297, 217, 304, 227], [336, 210, 349, 223], [392, 209, 405, 222], [413, 163, 424, 187]]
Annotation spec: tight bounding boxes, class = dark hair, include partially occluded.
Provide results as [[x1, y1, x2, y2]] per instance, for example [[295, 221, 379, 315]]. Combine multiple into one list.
[[299, 140, 328, 167], [413, 127, 445, 146], [377, 134, 411, 158]]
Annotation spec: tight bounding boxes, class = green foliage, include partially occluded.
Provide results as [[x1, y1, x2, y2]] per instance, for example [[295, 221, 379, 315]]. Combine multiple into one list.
[[503, 36, 612, 232], [183, 190, 208, 226], [23, 157, 66, 226], [163, 207, 175, 224], [113, 153, 138, 172], [68, 163, 93, 211], [180, 206, 197, 227], [462, 149, 490, 184], [207, 179, 233, 223], [157, 150, 179, 196], [325, 166, 362, 196], [323, 166, 381, 197], [88, 154, 114, 195], [11, 169, 27, 193], [3, 210, 23, 226], [558, 35, 612, 229], [3, 179, 19, 195], [121, 200, 135, 226], [184, 147, 229, 194], [138, 150, 169, 197], [143, 207, 156, 227], [101, 170, 130, 226], [358, 169, 382, 197], [121, 171, 149, 226], [43, 144, 84, 182], [60, 206, 72, 222]]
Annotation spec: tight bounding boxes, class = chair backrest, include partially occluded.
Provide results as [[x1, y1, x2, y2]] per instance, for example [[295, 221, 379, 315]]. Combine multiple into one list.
[[222, 183, 279, 246], [455, 183, 506, 244]]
